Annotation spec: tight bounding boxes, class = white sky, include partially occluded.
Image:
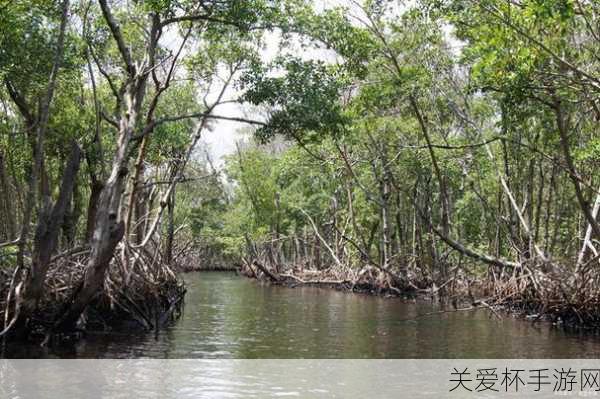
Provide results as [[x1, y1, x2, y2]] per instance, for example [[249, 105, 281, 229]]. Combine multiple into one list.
[[192, 0, 363, 168], [198, 35, 280, 168]]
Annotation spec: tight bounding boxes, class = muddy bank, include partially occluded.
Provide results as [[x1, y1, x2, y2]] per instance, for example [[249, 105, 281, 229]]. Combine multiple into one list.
[[238, 258, 600, 331], [239, 259, 444, 299], [179, 264, 237, 272]]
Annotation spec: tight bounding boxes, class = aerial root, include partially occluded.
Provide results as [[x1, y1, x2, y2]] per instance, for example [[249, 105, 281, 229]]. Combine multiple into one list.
[[0, 245, 186, 341]]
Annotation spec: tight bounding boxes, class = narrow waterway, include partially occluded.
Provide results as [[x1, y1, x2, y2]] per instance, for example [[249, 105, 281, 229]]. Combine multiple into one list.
[[6, 272, 600, 358]]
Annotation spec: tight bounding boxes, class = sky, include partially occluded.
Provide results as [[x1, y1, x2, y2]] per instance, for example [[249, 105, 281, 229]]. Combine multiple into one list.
[[197, 37, 325, 169], [187, 0, 362, 169], [197, 34, 281, 168]]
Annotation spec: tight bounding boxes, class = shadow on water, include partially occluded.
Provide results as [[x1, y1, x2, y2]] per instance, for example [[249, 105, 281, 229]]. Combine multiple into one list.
[[5, 272, 600, 358]]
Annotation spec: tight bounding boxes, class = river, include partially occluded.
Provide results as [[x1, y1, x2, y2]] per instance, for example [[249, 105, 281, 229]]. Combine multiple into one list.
[[5, 272, 600, 358]]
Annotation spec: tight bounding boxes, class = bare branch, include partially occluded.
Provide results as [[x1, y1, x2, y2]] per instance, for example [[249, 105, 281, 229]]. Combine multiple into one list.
[[98, 0, 134, 74]]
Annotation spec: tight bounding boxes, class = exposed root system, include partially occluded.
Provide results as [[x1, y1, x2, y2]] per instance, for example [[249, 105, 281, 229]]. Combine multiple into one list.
[[240, 255, 600, 330], [0, 249, 186, 342]]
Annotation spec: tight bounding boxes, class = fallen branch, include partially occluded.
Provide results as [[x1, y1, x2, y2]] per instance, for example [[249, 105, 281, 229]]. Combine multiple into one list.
[[279, 273, 350, 285], [252, 260, 280, 282]]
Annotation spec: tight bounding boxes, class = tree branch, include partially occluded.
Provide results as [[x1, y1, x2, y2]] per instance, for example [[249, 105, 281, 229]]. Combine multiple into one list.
[[98, 0, 134, 74]]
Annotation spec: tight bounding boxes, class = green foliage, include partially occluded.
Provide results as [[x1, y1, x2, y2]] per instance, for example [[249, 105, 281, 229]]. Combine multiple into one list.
[[0, 0, 597, 279], [0, 1, 83, 99], [241, 58, 348, 142]]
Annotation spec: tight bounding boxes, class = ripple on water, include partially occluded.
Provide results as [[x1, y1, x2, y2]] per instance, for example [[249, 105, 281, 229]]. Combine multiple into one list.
[[8, 272, 600, 358]]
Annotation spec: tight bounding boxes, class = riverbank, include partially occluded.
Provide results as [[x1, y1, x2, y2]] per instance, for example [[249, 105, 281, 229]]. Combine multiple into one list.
[[239, 260, 414, 298], [179, 264, 237, 272], [238, 258, 600, 331], [6, 272, 600, 358], [0, 252, 186, 343]]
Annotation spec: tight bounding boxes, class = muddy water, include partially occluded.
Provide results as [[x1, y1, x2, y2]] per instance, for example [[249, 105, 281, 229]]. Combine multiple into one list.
[[6, 272, 600, 358]]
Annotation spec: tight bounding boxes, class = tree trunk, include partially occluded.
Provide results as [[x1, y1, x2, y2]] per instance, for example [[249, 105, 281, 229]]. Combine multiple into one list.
[[85, 177, 104, 243], [62, 172, 81, 247], [0, 150, 15, 240], [15, 142, 81, 331], [165, 186, 175, 265], [554, 99, 600, 239], [13, 0, 70, 269], [410, 95, 450, 278], [55, 88, 139, 329], [125, 134, 150, 244]]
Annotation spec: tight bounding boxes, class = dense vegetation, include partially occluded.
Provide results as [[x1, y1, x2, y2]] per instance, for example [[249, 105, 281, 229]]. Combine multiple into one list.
[[211, 0, 600, 324], [0, 0, 598, 341]]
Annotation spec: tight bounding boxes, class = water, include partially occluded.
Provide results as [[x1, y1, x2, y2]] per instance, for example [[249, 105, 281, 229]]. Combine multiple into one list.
[[6, 272, 600, 358]]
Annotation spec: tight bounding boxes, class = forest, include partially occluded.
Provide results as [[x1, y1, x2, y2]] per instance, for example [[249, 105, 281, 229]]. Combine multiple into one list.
[[0, 0, 598, 345]]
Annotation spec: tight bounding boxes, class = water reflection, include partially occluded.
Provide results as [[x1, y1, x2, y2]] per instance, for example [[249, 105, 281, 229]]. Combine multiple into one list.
[[5, 272, 600, 358]]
